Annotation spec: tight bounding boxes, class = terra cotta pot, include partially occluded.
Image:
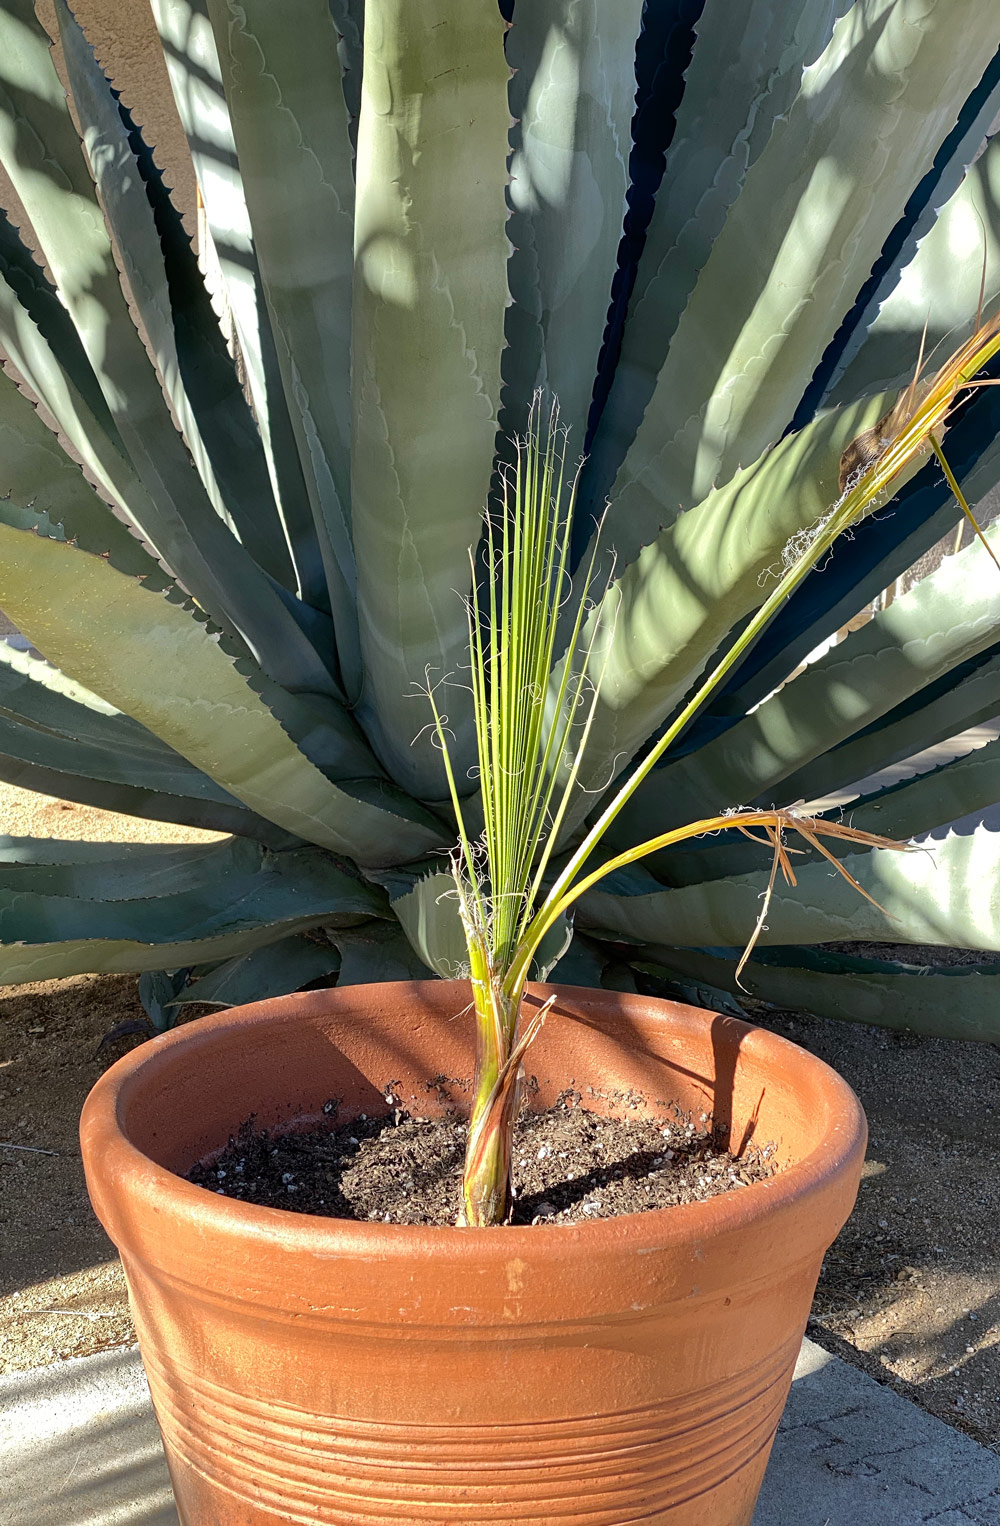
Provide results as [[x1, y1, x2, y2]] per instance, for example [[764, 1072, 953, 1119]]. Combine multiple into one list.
[[81, 980, 865, 1525]]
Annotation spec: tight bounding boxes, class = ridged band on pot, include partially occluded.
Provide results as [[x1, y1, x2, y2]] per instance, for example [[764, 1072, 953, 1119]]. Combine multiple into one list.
[[80, 981, 866, 1525]]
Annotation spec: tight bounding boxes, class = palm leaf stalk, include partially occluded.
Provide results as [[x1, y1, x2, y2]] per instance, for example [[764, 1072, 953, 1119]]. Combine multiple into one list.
[[436, 317, 1000, 1224]]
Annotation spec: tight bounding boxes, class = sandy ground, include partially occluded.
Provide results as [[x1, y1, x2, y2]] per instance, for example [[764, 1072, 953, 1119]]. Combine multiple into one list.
[[0, 782, 998, 1455], [0, 781, 221, 1372], [744, 1000, 1000, 1451]]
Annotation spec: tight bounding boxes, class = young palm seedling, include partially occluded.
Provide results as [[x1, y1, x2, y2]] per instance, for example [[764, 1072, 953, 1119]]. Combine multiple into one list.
[[432, 304, 1000, 1228]]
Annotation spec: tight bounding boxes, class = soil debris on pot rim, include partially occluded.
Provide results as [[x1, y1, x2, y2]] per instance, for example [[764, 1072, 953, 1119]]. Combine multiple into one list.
[[187, 1099, 779, 1226]]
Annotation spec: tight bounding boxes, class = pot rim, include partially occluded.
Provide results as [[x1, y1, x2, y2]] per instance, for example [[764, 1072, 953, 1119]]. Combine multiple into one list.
[[81, 980, 866, 1265]]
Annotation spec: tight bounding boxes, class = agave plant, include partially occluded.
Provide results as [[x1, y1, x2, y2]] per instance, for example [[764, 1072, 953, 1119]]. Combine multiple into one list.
[[0, 0, 998, 1053]]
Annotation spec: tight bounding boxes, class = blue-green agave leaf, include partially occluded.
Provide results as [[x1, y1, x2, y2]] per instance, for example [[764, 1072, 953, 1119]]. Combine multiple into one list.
[[692, 375, 1000, 735], [0, 843, 381, 983], [0, 835, 258, 899], [638, 943, 1000, 1045], [54, 0, 296, 588], [0, 363, 160, 581], [138, 967, 192, 1031], [545, 932, 611, 989], [389, 870, 468, 979], [773, 644, 1000, 814], [0, 515, 447, 865], [0, 640, 290, 840], [0, 0, 337, 696], [504, 0, 644, 447], [168, 933, 342, 1009], [0, 207, 127, 480], [617, 519, 1000, 836], [584, 0, 851, 512], [350, 0, 509, 796], [605, 0, 1000, 565], [843, 732, 1000, 844], [580, 826, 1000, 953], [149, 0, 324, 611], [555, 393, 890, 820], [0, 368, 381, 791], [328, 0, 364, 131], [61, 3, 314, 608], [622, 693, 1000, 886], [827, 106, 1000, 408], [206, 0, 361, 695], [333, 920, 434, 984], [388, 865, 574, 981]]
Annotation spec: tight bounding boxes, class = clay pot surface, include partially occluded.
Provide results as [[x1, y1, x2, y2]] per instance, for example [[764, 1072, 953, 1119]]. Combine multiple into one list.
[[81, 981, 865, 1525]]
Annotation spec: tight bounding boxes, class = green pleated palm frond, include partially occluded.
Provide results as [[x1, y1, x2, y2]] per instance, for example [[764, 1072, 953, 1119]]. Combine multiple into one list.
[[0, 0, 998, 1040]]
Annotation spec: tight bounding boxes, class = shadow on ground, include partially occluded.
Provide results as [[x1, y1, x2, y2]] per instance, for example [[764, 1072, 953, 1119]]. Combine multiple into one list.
[[0, 1347, 176, 1526]]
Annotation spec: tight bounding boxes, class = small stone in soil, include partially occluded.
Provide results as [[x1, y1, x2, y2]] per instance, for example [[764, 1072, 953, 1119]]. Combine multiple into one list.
[[186, 1104, 778, 1227]]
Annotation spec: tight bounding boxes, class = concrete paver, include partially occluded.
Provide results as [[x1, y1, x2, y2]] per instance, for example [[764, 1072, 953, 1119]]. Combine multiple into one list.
[[0, 1346, 175, 1526], [3, 1337, 1000, 1524], [755, 1340, 1000, 1525]]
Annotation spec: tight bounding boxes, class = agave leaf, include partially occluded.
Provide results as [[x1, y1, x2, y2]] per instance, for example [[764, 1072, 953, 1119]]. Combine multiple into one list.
[[55, 2, 289, 577], [790, 54, 1000, 435], [0, 207, 128, 488], [0, 639, 293, 840], [133, 967, 189, 1031], [640, 943, 1000, 1044], [351, 0, 508, 796], [0, 2, 208, 514], [0, 740, 281, 842], [0, 836, 259, 899], [532, 913, 575, 982], [390, 870, 468, 979], [605, 0, 1000, 564], [247, 681, 380, 785], [0, 361, 336, 711], [546, 931, 608, 988], [842, 732, 1000, 840], [55, 0, 304, 599], [694, 377, 1000, 733], [149, 0, 324, 610], [168, 933, 342, 1009], [555, 393, 889, 818], [620, 520, 1000, 836], [503, 0, 644, 445], [0, 514, 447, 866], [0, 640, 284, 835], [389, 866, 575, 982], [579, 826, 1000, 953], [631, 963, 749, 1018], [582, 0, 706, 463], [774, 644, 1000, 812], [328, 0, 365, 129], [0, 843, 381, 984], [0, 211, 218, 594], [0, 363, 159, 581], [333, 920, 434, 984], [0, 0, 337, 695], [0, 837, 206, 867], [0, 365, 380, 787], [826, 101, 1000, 408], [584, 0, 851, 510], [206, 0, 361, 694], [627, 692, 1000, 886]]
